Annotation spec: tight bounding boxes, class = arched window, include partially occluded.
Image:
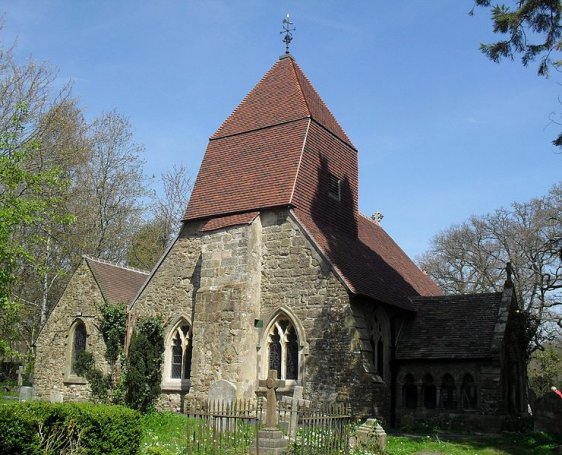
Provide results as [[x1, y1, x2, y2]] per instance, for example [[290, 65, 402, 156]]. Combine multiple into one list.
[[71, 321, 87, 375], [163, 319, 193, 388], [422, 374, 437, 409], [403, 374, 417, 409], [441, 374, 456, 409], [461, 374, 477, 410], [267, 318, 299, 380]]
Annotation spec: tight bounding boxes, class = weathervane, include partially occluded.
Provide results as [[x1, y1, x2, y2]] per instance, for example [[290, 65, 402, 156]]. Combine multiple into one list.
[[281, 14, 296, 55]]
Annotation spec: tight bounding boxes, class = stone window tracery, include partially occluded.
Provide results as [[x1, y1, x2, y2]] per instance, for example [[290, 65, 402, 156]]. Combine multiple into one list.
[[441, 373, 456, 409], [70, 320, 87, 375], [369, 310, 387, 379], [171, 324, 192, 380], [163, 320, 192, 390], [461, 373, 477, 410], [267, 317, 299, 380]]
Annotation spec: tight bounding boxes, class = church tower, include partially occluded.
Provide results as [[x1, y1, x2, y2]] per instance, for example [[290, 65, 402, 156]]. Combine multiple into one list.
[[130, 54, 439, 413]]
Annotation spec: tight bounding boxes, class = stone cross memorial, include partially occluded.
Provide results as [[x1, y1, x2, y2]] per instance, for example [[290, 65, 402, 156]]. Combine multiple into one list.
[[254, 369, 288, 454], [259, 369, 285, 429]]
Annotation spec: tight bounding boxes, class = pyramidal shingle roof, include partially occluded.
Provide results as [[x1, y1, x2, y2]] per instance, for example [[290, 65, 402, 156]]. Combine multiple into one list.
[[211, 55, 353, 147], [183, 56, 441, 310], [85, 257, 149, 305]]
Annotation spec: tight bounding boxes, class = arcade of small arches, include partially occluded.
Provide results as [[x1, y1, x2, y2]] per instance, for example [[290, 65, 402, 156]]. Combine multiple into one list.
[[400, 372, 478, 411]]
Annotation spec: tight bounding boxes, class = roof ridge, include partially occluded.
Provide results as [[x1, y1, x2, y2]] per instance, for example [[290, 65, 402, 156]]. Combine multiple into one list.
[[410, 292, 502, 301], [83, 255, 150, 275], [290, 58, 312, 119], [358, 211, 381, 226], [290, 59, 354, 148], [289, 118, 311, 205]]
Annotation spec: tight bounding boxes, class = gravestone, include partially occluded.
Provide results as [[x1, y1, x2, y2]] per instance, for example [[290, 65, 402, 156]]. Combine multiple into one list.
[[208, 380, 237, 432], [281, 385, 311, 440], [208, 379, 237, 405], [19, 386, 33, 401], [350, 418, 387, 453], [50, 390, 64, 403]]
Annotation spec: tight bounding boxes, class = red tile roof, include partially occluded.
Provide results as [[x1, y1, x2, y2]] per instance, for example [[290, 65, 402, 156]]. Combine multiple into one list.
[[183, 56, 441, 309], [200, 212, 259, 232], [85, 257, 149, 305], [212, 55, 353, 147], [185, 119, 309, 221]]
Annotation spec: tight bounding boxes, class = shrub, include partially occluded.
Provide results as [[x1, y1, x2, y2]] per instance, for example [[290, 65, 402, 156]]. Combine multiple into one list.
[[125, 317, 164, 412], [0, 401, 141, 455]]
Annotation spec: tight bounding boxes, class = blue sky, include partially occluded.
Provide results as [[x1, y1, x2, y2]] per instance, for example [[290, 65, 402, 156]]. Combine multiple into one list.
[[1, 1, 560, 259]]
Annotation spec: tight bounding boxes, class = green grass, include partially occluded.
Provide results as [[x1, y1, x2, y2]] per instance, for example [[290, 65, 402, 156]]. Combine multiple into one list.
[[140, 412, 188, 454], [386, 432, 561, 455], [0, 390, 18, 405], [139, 412, 561, 455]]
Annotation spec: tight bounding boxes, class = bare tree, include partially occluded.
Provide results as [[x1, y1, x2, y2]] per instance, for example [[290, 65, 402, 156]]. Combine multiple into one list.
[[72, 111, 147, 262], [154, 163, 192, 244], [418, 184, 561, 350], [127, 164, 192, 270]]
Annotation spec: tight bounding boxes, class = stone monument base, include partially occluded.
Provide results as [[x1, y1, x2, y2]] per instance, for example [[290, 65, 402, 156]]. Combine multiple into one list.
[[252, 428, 288, 454]]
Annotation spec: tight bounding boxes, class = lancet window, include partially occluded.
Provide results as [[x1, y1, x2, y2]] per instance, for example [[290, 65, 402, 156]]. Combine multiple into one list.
[[422, 374, 437, 409], [169, 322, 192, 381], [461, 374, 477, 410], [267, 318, 299, 380], [369, 311, 386, 379], [70, 321, 87, 375], [403, 374, 418, 409], [441, 374, 456, 409]]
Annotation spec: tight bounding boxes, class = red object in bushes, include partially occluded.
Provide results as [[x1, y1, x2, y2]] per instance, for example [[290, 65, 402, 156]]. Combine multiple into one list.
[[552, 386, 562, 399]]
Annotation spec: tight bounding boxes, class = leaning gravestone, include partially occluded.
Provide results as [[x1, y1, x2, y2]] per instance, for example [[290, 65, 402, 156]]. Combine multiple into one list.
[[19, 386, 33, 401]]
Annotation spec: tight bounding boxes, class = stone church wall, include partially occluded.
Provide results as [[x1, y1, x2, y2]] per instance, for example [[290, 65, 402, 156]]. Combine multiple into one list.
[[260, 210, 382, 418], [34, 262, 109, 402], [395, 359, 503, 430], [130, 209, 383, 416]]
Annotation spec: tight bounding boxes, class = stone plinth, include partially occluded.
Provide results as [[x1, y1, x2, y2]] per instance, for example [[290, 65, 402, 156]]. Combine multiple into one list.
[[254, 429, 288, 454]]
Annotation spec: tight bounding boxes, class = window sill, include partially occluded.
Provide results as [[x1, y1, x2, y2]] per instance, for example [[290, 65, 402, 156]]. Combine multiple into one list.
[[161, 379, 191, 392], [63, 375, 88, 385]]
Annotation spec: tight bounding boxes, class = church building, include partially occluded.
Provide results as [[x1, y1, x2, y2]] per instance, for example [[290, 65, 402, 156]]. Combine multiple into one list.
[[34, 54, 527, 428]]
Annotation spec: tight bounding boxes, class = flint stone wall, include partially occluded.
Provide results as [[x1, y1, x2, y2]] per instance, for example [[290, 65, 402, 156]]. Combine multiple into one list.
[[34, 261, 110, 402]]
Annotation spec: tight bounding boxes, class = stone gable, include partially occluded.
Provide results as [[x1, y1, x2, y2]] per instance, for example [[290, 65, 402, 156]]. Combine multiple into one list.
[[34, 261, 110, 402]]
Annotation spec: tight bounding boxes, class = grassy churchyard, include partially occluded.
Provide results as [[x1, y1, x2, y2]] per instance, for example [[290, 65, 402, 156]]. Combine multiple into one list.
[[139, 412, 561, 455], [1, 396, 560, 454]]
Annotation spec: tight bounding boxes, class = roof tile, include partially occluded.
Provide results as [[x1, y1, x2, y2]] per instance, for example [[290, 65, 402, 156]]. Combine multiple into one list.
[[396, 293, 503, 359], [85, 257, 149, 305]]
